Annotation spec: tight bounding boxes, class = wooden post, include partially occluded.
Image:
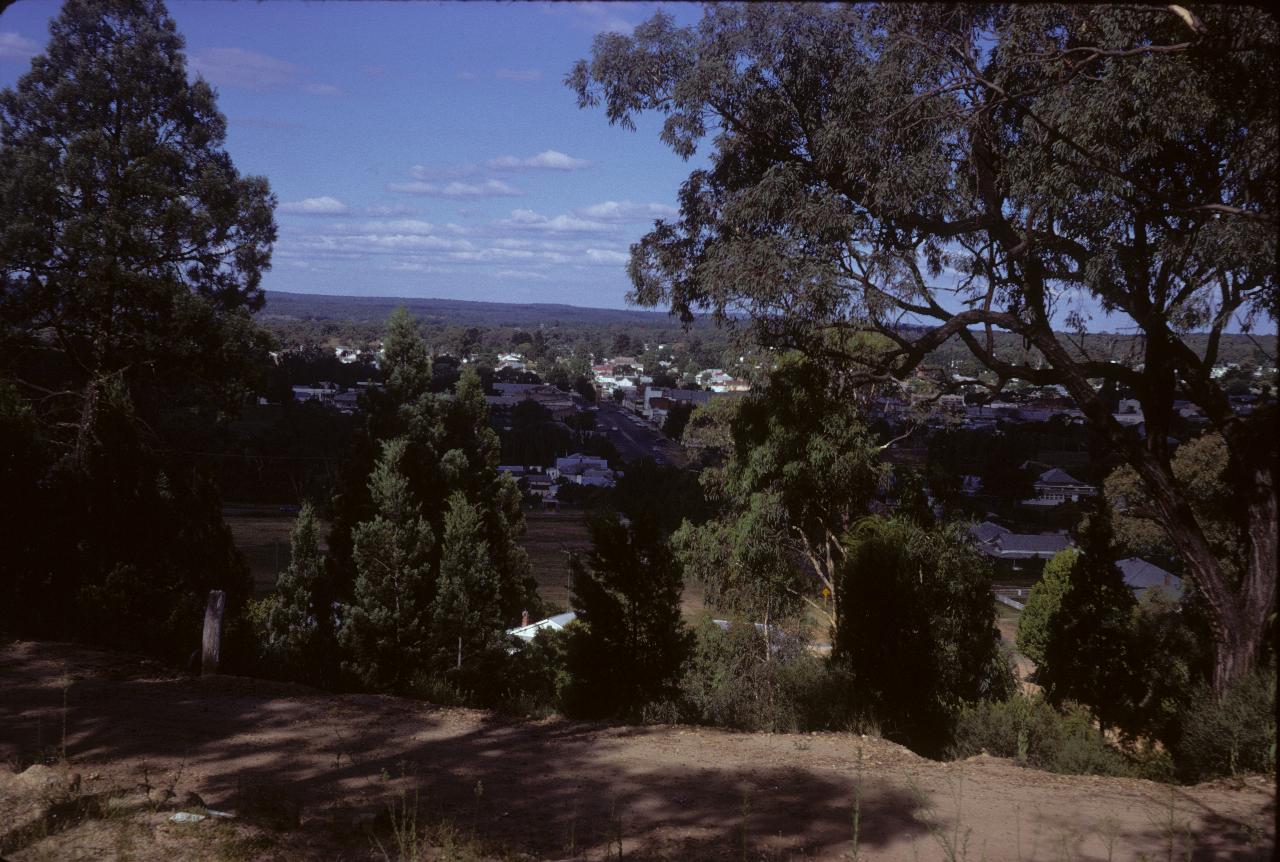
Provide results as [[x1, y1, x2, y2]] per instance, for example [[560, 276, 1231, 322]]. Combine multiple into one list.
[[202, 590, 226, 675]]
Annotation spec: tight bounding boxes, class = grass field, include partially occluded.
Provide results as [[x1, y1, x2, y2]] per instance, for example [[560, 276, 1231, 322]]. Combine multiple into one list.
[[225, 505, 708, 617], [224, 508, 329, 596], [520, 509, 708, 619], [520, 510, 592, 613]]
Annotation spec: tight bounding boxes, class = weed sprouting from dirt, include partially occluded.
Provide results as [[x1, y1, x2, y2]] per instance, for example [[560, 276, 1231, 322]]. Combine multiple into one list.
[[1146, 788, 1195, 862], [909, 772, 975, 862], [374, 789, 428, 862], [847, 744, 864, 862]]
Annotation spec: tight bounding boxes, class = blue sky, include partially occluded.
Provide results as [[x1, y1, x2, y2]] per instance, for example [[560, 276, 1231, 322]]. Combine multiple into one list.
[[1, 1, 1270, 334], [1, 0, 708, 308]]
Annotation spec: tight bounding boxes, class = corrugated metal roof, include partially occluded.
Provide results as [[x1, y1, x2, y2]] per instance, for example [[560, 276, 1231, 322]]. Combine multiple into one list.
[[1118, 558, 1183, 597]]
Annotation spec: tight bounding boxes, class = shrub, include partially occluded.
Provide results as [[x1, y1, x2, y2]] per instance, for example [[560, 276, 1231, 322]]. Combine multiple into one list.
[[562, 514, 691, 720], [950, 695, 1135, 777], [1173, 669, 1277, 782], [836, 517, 1015, 755], [679, 617, 868, 733]]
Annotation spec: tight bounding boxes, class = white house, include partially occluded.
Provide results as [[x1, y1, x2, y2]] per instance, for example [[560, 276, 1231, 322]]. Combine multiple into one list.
[[507, 611, 576, 642], [1026, 468, 1098, 506]]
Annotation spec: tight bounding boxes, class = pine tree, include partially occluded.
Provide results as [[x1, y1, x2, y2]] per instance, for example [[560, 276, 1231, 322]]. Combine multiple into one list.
[[382, 306, 433, 404], [261, 502, 325, 679], [564, 514, 691, 719], [1017, 548, 1079, 667], [1040, 503, 1139, 731], [340, 439, 436, 690], [0, 0, 271, 661], [431, 492, 502, 670]]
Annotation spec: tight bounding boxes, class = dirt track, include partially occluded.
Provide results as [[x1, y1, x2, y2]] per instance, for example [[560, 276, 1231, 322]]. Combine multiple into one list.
[[0, 641, 1273, 860]]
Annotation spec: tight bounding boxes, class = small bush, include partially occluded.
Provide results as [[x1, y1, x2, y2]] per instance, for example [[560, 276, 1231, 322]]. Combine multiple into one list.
[[678, 618, 869, 733], [1173, 669, 1276, 782], [950, 695, 1135, 777], [407, 630, 570, 719]]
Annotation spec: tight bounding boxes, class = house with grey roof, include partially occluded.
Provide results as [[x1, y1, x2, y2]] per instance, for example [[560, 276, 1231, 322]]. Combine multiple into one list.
[[1026, 468, 1098, 506], [969, 520, 1073, 572], [1117, 558, 1184, 600]]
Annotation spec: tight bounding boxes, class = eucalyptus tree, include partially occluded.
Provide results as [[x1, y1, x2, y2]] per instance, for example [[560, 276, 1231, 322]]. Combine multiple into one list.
[[673, 355, 889, 637], [570, 4, 1277, 691]]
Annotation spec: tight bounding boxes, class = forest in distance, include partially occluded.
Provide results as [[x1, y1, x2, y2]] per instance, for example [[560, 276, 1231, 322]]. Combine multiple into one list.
[[257, 288, 1277, 377]]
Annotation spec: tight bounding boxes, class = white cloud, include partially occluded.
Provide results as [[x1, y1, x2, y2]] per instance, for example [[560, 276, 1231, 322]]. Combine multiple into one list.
[[495, 68, 541, 82], [543, 2, 637, 35], [585, 248, 631, 265], [359, 219, 436, 234], [302, 82, 343, 96], [495, 268, 552, 281], [190, 47, 300, 90], [577, 200, 678, 222], [0, 31, 40, 61], [363, 203, 418, 217], [189, 47, 338, 96], [487, 150, 592, 172], [409, 163, 471, 181], [496, 208, 614, 234], [387, 179, 524, 198], [279, 196, 349, 215]]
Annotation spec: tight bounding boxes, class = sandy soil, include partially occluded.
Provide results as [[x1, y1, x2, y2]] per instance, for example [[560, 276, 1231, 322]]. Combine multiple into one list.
[[0, 641, 1272, 861]]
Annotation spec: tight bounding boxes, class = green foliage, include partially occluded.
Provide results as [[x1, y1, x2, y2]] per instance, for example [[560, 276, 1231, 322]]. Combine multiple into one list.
[[340, 439, 437, 690], [610, 459, 708, 537], [676, 355, 888, 627], [1038, 507, 1138, 731], [383, 306, 433, 401], [835, 516, 1014, 754], [570, 2, 1278, 694], [431, 492, 503, 670], [255, 502, 327, 681], [679, 617, 863, 733], [0, 0, 271, 664], [1125, 589, 1214, 746], [1173, 670, 1277, 782], [1, 0, 275, 417], [1107, 434, 1244, 581], [327, 314, 536, 658], [563, 514, 691, 720], [681, 396, 739, 469], [1016, 548, 1078, 666], [661, 401, 694, 442], [951, 696, 1138, 778]]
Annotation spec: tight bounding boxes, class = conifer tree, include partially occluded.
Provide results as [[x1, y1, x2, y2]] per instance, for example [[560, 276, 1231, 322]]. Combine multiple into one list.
[[1016, 548, 1078, 667], [0, 0, 271, 660], [431, 492, 502, 670], [564, 514, 691, 719], [260, 502, 326, 678], [1040, 504, 1139, 731], [340, 439, 436, 690], [382, 306, 433, 405]]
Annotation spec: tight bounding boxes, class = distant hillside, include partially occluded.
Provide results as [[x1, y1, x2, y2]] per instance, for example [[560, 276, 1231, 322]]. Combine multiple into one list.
[[258, 291, 1274, 367], [259, 290, 705, 330]]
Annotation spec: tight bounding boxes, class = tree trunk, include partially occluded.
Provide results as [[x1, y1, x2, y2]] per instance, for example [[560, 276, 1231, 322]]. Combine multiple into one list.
[[202, 590, 226, 676]]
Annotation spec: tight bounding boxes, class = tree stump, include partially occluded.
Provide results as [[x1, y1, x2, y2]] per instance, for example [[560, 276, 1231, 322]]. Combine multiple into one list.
[[202, 590, 226, 675]]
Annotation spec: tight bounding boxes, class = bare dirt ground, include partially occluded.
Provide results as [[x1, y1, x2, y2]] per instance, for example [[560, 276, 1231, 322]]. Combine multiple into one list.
[[1, 641, 1273, 861]]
